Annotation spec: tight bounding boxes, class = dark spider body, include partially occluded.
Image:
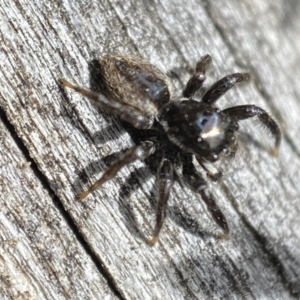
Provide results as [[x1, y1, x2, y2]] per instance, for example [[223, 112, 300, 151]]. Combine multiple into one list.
[[60, 55, 281, 245]]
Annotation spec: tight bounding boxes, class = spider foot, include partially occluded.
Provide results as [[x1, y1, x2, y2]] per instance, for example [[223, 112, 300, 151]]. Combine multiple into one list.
[[59, 78, 75, 88], [75, 190, 90, 201], [270, 147, 279, 157], [219, 232, 231, 240], [147, 236, 159, 246]]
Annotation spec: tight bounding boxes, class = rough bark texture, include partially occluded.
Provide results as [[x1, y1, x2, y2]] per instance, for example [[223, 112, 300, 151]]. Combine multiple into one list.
[[0, 0, 300, 299]]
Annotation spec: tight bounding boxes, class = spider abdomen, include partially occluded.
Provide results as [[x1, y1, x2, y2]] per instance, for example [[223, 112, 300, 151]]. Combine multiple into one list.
[[99, 55, 172, 116]]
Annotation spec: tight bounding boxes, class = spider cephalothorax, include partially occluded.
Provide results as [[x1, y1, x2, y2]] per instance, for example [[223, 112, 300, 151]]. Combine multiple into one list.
[[60, 54, 281, 245]]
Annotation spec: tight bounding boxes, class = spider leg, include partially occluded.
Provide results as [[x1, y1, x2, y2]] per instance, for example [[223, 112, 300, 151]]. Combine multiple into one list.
[[76, 141, 155, 200], [202, 73, 250, 105], [196, 156, 223, 182], [148, 159, 174, 246], [183, 54, 212, 98], [59, 79, 153, 129], [181, 154, 229, 238], [222, 105, 281, 155]]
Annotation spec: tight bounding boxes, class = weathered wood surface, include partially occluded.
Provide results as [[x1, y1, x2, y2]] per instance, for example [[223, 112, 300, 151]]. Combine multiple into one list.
[[0, 0, 300, 299], [0, 118, 118, 299]]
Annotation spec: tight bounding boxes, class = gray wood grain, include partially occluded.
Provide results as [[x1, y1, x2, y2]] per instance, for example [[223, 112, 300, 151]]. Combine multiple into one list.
[[0, 0, 299, 299], [0, 119, 117, 299]]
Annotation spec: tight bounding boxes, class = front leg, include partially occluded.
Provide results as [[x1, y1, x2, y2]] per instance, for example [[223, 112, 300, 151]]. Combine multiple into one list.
[[222, 105, 281, 155], [202, 73, 250, 105], [148, 159, 174, 246], [181, 154, 229, 238]]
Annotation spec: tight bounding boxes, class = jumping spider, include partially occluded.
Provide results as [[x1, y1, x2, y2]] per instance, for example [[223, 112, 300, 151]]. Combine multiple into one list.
[[60, 54, 281, 245]]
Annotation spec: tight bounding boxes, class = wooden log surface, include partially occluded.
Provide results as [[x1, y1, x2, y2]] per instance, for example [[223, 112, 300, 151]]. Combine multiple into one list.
[[0, 0, 300, 299]]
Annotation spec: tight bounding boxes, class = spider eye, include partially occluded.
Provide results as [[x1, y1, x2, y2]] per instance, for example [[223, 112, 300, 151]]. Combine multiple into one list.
[[198, 112, 221, 138], [197, 116, 209, 129]]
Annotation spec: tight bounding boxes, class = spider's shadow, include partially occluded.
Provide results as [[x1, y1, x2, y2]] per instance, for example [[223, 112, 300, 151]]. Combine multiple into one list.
[[68, 60, 270, 244]]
